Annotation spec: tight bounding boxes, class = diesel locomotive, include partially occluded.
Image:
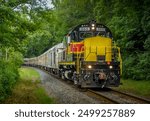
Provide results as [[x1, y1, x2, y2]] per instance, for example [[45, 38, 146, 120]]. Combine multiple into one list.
[[25, 21, 122, 88]]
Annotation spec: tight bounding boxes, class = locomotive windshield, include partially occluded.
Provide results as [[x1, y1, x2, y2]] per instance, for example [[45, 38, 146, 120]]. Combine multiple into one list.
[[68, 21, 113, 42]]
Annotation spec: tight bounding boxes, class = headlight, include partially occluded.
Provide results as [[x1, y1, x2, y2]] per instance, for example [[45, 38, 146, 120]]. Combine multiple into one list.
[[109, 65, 113, 69], [91, 26, 95, 30], [88, 65, 92, 69], [91, 24, 95, 27]]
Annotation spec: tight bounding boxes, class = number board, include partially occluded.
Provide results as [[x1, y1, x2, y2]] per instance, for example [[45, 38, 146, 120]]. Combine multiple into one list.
[[96, 27, 106, 32], [79, 27, 90, 31], [79, 24, 107, 32]]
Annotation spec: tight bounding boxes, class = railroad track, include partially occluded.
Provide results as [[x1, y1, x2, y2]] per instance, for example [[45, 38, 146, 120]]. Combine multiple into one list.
[[48, 70, 150, 104], [26, 66, 150, 104], [88, 89, 150, 104], [87, 89, 119, 104]]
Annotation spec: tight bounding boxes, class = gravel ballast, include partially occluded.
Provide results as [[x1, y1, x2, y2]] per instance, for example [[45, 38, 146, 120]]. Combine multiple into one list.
[[32, 67, 101, 104]]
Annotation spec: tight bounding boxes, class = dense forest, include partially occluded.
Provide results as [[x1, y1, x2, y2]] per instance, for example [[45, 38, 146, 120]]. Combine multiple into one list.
[[0, 0, 150, 101]]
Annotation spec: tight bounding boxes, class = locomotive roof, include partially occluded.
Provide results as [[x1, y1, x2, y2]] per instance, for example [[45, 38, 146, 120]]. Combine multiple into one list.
[[68, 22, 113, 39]]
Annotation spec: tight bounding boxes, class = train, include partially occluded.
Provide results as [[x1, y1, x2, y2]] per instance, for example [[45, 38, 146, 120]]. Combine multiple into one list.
[[24, 21, 122, 88]]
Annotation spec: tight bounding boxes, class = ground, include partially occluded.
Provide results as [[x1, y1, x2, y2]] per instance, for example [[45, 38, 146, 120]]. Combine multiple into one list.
[[3, 67, 150, 103]]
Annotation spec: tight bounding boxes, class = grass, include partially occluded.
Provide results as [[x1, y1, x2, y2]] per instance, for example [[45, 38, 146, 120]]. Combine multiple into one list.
[[117, 79, 150, 98], [4, 67, 55, 104], [19, 67, 40, 82]]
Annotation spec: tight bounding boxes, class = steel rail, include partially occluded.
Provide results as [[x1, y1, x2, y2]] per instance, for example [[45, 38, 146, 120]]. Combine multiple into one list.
[[110, 89, 150, 104], [88, 89, 120, 104]]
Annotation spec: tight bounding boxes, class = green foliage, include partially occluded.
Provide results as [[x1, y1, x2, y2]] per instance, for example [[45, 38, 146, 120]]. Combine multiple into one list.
[[4, 67, 54, 104], [0, 0, 55, 102], [0, 59, 19, 102], [0, 48, 23, 102], [144, 35, 150, 50]]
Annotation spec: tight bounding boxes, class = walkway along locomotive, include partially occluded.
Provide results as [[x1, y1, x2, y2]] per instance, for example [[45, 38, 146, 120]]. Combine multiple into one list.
[[24, 21, 122, 88]]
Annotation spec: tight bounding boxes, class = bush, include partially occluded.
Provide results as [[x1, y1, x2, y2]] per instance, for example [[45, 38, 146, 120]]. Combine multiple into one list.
[[0, 50, 23, 102], [0, 59, 20, 102], [122, 52, 150, 80]]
